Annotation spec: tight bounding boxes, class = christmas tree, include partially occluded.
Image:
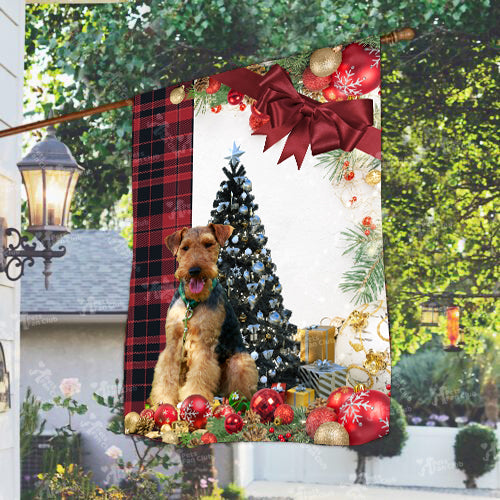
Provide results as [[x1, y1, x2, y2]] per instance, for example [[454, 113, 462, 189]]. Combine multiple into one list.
[[210, 143, 300, 388]]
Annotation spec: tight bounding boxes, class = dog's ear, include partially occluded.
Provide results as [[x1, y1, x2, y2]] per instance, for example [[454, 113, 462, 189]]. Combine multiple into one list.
[[165, 228, 187, 256], [209, 223, 234, 246]]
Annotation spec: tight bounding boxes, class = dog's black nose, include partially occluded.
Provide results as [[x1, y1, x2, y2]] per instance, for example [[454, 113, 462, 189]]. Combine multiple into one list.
[[189, 267, 201, 276]]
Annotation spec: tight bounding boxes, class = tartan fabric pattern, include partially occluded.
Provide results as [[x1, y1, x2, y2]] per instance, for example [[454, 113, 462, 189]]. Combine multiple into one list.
[[124, 84, 193, 414]]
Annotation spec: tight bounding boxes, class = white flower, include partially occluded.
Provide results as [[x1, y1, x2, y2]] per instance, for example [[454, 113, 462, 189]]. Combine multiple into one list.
[[59, 378, 81, 398], [105, 445, 123, 460]]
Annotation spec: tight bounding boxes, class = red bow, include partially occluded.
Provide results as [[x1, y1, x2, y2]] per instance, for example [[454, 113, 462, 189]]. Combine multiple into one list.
[[251, 65, 374, 168]]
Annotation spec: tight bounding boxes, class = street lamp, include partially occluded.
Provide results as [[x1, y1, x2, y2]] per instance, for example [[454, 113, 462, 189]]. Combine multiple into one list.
[[420, 299, 440, 327], [0, 125, 83, 289]]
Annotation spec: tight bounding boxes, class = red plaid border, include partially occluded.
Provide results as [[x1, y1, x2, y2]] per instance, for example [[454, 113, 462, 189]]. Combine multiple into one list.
[[124, 85, 193, 414]]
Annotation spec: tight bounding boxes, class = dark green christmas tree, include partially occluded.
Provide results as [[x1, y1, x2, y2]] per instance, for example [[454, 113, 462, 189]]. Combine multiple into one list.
[[210, 143, 300, 388]]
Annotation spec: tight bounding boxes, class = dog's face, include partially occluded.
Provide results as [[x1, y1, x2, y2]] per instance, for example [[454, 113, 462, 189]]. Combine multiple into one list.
[[166, 224, 234, 301]]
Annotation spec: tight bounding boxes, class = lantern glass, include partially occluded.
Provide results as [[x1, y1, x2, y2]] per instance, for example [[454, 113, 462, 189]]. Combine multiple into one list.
[[420, 301, 440, 327], [446, 306, 460, 347], [21, 167, 79, 230]]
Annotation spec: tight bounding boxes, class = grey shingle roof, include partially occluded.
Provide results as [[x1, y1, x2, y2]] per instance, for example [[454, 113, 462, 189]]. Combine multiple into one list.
[[21, 230, 132, 314]]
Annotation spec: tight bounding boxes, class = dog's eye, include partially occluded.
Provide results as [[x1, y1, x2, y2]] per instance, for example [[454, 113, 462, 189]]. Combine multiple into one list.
[[182, 246, 189, 251], [204, 243, 214, 248]]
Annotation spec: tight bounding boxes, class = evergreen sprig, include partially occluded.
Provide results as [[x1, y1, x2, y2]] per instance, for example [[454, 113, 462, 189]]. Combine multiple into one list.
[[357, 35, 381, 49], [188, 83, 231, 115], [339, 224, 385, 305], [315, 149, 381, 184], [274, 50, 312, 85]]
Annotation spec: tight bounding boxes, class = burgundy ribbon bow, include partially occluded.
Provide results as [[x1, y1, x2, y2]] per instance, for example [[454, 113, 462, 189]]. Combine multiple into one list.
[[252, 65, 374, 168]]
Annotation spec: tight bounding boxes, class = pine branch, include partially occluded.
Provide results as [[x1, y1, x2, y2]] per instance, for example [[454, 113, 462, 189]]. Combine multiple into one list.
[[340, 224, 385, 304], [187, 84, 231, 115], [274, 50, 312, 85], [357, 35, 381, 49]]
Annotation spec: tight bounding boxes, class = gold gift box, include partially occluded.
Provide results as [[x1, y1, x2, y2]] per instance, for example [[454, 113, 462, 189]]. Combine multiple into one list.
[[285, 386, 315, 407], [296, 323, 337, 363]]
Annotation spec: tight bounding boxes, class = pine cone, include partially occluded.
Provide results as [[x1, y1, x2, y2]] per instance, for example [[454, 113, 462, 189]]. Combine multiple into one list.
[[189, 437, 202, 447], [247, 64, 268, 75], [242, 424, 270, 442], [243, 409, 262, 426], [305, 397, 328, 417], [194, 77, 210, 92], [135, 416, 155, 435]]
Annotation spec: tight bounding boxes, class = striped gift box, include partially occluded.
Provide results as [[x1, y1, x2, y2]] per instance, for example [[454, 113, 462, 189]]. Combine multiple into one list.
[[299, 361, 347, 399]]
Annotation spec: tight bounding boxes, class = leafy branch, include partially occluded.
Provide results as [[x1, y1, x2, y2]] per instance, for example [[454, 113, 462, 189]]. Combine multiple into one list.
[[339, 223, 385, 305]]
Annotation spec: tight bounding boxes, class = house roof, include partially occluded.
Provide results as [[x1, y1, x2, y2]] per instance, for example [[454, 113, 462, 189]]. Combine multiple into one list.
[[21, 230, 132, 314]]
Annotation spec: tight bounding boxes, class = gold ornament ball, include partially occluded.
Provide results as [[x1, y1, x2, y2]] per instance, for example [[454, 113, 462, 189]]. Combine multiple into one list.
[[162, 430, 179, 445], [170, 86, 185, 105], [124, 411, 140, 434], [309, 47, 343, 77], [314, 422, 350, 446], [365, 170, 382, 186]]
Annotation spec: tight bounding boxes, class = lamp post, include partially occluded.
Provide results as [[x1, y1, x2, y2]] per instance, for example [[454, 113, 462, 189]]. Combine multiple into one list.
[[0, 125, 83, 289]]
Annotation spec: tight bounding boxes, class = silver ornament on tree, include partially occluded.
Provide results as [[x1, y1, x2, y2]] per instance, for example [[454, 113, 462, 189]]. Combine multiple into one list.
[[243, 270, 251, 282], [257, 311, 264, 321], [247, 283, 259, 293], [269, 311, 281, 324], [239, 205, 249, 215], [248, 295, 257, 309], [252, 261, 265, 274], [260, 376, 268, 384], [242, 178, 252, 192], [251, 351, 259, 361], [263, 349, 274, 360], [231, 235, 239, 244], [244, 248, 252, 256]]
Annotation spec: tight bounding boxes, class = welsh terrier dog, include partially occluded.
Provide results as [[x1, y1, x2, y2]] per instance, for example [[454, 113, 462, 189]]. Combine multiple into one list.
[[150, 223, 258, 406]]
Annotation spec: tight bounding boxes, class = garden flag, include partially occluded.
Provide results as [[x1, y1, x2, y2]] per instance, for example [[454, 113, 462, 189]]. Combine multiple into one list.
[[124, 38, 391, 446]]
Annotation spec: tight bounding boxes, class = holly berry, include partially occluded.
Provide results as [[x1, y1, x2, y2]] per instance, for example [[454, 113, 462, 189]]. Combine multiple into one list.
[[269, 427, 274, 433], [365, 229, 371, 236], [211, 105, 222, 113], [239, 103, 247, 111], [352, 196, 357, 202], [344, 171, 355, 181], [387, 392, 391, 397], [285, 432, 292, 439], [386, 384, 391, 390], [278, 434, 284, 440], [344, 160, 350, 167], [371, 223, 377, 230], [206, 77, 221, 94], [362, 216, 373, 227]]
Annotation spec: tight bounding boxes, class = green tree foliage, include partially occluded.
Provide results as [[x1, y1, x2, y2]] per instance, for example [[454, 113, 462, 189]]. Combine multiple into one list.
[[454, 423, 498, 488], [382, 30, 499, 361]]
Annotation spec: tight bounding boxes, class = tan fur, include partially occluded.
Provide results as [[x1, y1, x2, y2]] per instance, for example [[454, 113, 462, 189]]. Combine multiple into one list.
[[150, 224, 258, 407]]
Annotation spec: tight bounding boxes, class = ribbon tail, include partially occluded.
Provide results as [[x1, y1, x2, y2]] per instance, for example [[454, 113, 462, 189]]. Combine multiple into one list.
[[354, 126, 381, 159], [278, 120, 310, 169]]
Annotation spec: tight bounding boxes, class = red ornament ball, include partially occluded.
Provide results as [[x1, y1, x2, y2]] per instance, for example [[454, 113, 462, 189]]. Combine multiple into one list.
[[211, 105, 222, 114], [153, 404, 177, 427], [331, 43, 380, 97], [386, 384, 391, 390], [322, 84, 347, 102], [249, 113, 270, 132], [212, 404, 235, 420], [327, 386, 354, 412], [387, 392, 391, 397], [274, 403, 294, 425], [140, 408, 155, 420], [362, 216, 373, 227], [344, 171, 355, 181], [305, 407, 337, 439], [239, 103, 247, 111], [206, 77, 221, 94], [285, 432, 292, 439], [201, 432, 218, 444], [224, 413, 244, 434], [338, 389, 390, 446], [227, 88, 244, 105], [302, 66, 331, 91], [179, 394, 212, 430], [269, 427, 275, 433], [250, 389, 283, 423]]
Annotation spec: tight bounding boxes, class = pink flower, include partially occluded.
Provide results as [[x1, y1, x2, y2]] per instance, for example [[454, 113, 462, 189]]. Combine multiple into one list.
[[59, 378, 81, 398], [105, 445, 123, 460], [200, 479, 208, 488]]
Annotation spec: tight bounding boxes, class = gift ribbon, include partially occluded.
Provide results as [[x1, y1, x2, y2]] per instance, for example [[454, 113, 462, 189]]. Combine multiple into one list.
[[216, 65, 381, 169], [315, 359, 334, 372]]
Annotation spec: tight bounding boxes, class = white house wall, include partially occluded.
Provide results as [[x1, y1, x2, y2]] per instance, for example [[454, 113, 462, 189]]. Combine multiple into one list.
[[0, 1, 24, 499]]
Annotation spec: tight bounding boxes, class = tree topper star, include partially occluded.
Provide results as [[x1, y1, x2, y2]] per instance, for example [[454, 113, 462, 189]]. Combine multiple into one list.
[[225, 142, 245, 165]]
